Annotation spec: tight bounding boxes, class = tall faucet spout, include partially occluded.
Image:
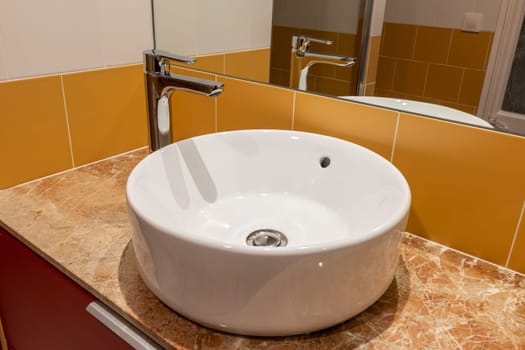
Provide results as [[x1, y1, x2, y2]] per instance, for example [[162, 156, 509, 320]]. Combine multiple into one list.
[[301, 51, 356, 63], [144, 50, 224, 151], [157, 73, 224, 97]]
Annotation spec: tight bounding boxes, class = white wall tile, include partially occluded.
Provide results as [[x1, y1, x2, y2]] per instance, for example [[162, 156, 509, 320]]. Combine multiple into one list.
[[292, 0, 322, 31], [194, 0, 245, 54], [0, 31, 8, 80], [97, 0, 154, 66], [322, 0, 360, 34], [248, 0, 273, 48], [194, 0, 272, 54], [271, 0, 360, 34], [384, 0, 502, 31], [0, 0, 104, 78], [154, 0, 272, 56], [154, 0, 198, 56], [371, 0, 387, 36], [272, 0, 305, 29], [472, 0, 501, 31]]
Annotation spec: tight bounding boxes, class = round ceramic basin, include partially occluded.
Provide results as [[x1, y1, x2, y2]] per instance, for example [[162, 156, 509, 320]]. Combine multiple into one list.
[[126, 130, 411, 336]]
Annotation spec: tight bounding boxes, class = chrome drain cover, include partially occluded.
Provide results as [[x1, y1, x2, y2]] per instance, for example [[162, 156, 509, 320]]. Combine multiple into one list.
[[246, 229, 288, 247]]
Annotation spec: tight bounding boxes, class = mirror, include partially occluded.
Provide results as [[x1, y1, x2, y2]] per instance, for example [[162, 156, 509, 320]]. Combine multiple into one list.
[[153, 0, 368, 96], [152, 0, 525, 135]]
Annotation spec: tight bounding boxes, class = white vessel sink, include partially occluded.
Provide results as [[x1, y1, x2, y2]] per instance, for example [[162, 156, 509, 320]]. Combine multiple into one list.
[[126, 130, 411, 336]]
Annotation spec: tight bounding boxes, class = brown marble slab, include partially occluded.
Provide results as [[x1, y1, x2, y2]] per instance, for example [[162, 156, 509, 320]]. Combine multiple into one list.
[[0, 149, 524, 349]]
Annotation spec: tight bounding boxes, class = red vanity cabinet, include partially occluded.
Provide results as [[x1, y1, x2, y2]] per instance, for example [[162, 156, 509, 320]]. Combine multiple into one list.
[[0, 227, 134, 350]]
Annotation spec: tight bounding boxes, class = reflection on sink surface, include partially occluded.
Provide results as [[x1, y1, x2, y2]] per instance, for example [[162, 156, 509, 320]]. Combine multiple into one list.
[[126, 130, 411, 336], [341, 96, 494, 128]]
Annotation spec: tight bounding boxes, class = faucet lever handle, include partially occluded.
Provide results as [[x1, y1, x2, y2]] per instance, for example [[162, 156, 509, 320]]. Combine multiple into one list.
[[144, 50, 196, 75], [292, 35, 333, 56], [153, 50, 196, 64], [303, 36, 333, 46]]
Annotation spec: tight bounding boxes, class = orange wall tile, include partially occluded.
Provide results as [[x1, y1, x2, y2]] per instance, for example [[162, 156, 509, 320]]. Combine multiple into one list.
[[269, 68, 289, 86], [381, 22, 417, 59], [309, 60, 336, 80], [294, 93, 398, 159], [377, 23, 493, 114], [392, 60, 427, 95], [448, 30, 493, 70], [376, 57, 396, 90], [225, 49, 271, 82], [337, 33, 357, 56], [270, 25, 297, 70], [3, 59, 525, 277], [187, 54, 225, 74], [459, 69, 485, 106], [393, 114, 525, 266], [314, 77, 353, 96], [375, 88, 405, 99], [170, 67, 218, 142], [334, 64, 356, 83], [62, 65, 148, 166], [174, 48, 272, 81], [305, 29, 338, 54], [0, 76, 73, 189], [507, 202, 525, 273], [364, 83, 376, 97], [217, 76, 294, 131], [413, 26, 452, 64], [424, 64, 462, 102], [335, 33, 358, 82], [441, 102, 477, 115]]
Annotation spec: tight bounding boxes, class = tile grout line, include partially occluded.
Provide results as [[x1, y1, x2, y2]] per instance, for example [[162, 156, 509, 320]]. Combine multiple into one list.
[[0, 29, 9, 80], [456, 69, 465, 104], [446, 29, 454, 65], [505, 200, 525, 267], [0, 63, 140, 83], [482, 33, 494, 70], [390, 112, 401, 163], [291, 91, 297, 130], [391, 59, 398, 90], [214, 97, 218, 132], [421, 62, 430, 97], [214, 74, 219, 132], [379, 54, 485, 71], [411, 26, 419, 59], [60, 75, 76, 168]]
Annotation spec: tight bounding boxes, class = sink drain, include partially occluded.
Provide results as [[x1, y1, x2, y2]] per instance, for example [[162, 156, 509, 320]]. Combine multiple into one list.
[[246, 229, 288, 247]]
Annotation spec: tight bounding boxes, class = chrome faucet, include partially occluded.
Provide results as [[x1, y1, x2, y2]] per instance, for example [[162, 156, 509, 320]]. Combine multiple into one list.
[[290, 36, 356, 91], [144, 49, 224, 151], [291, 35, 356, 63]]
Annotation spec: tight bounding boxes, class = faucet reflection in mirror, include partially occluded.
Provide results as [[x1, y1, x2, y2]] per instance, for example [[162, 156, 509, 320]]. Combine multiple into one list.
[[289, 35, 356, 91], [144, 50, 224, 151]]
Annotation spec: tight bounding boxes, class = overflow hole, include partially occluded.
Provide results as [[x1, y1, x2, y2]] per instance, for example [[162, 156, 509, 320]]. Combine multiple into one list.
[[320, 157, 331, 168]]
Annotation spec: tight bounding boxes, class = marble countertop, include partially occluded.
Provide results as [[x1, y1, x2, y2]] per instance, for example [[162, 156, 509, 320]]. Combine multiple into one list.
[[0, 149, 524, 349]]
